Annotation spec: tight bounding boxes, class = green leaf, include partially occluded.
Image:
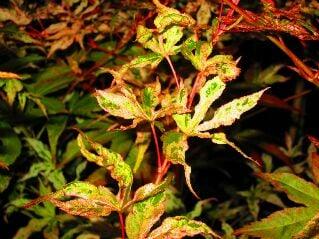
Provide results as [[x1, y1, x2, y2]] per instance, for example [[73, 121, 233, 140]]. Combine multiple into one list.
[[77, 134, 133, 198], [181, 37, 212, 71], [235, 207, 317, 239], [95, 89, 144, 120], [137, 25, 161, 53], [0, 122, 21, 166], [26, 181, 120, 218], [126, 192, 166, 239], [3, 79, 23, 106], [162, 26, 183, 55], [126, 53, 163, 69], [190, 76, 226, 131], [25, 138, 52, 162], [132, 176, 173, 204], [161, 131, 199, 198], [126, 132, 151, 173], [147, 216, 220, 239], [47, 116, 68, 159], [153, 0, 195, 32], [197, 88, 267, 132], [293, 211, 319, 239], [141, 86, 160, 118], [173, 114, 192, 134], [48, 170, 66, 190], [13, 218, 50, 239], [260, 173, 319, 208]]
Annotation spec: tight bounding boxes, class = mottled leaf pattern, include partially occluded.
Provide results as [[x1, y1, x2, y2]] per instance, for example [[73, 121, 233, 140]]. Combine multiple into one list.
[[77, 134, 133, 198], [162, 131, 199, 198], [95, 89, 143, 120], [197, 88, 268, 131], [126, 192, 167, 239], [190, 76, 226, 130], [153, 0, 195, 32], [147, 216, 220, 239], [25, 181, 120, 218]]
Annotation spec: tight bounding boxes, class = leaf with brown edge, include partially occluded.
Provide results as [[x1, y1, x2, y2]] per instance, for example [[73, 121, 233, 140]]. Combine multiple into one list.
[[152, 0, 195, 32], [310, 152, 319, 184], [25, 181, 120, 218], [147, 216, 221, 239], [126, 192, 167, 239], [161, 131, 199, 199], [235, 207, 317, 239], [197, 88, 268, 132], [293, 211, 319, 239], [77, 134, 133, 200], [131, 175, 173, 204], [259, 172, 319, 208]]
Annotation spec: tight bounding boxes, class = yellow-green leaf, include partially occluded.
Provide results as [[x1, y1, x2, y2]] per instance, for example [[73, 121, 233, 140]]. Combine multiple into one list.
[[77, 134, 133, 198], [293, 211, 319, 239], [153, 0, 195, 32], [260, 172, 319, 208], [147, 216, 220, 239], [162, 131, 199, 198], [126, 192, 167, 239], [235, 207, 317, 239], [25, 181, 120, 218], [95, 89, 144, 120], [197, 88, 267, 132], [190, 76, 226, 130]]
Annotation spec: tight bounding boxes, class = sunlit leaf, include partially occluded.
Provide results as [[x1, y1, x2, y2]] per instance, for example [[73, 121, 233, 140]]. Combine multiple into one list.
[[260, 172, 319, 208], [153, 0, 195, 32], [147, 216, 220, 239], [293, 211, 319, 239], [25, 181, 120, 218], [190, 76, 226, 130], [95, 89, 144, 120], [235, 207, 317, 239], [126, 192, 166, 239], [197, 88, 268, 131], [0, 71, 21, 79], [162, 131, 199, 198], [77, 134, 133, 198], [197, 0, 211, 25]]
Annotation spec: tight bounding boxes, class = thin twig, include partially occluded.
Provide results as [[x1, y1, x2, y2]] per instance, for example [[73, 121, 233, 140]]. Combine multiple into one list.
[[151, 123, 162, 176], [118, 212, 125, 239], [165, 56, 180, 88]]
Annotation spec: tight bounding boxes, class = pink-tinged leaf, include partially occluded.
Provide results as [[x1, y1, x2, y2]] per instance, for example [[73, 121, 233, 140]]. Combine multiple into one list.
[[25, 181, 120, 218], [235, 207, 317, 239], [308, 135, 319, 148], [259, 173, 319, 208], [126, 192, 166, 239], [147, 216, 221, 239], [197, 88, 268, 132]]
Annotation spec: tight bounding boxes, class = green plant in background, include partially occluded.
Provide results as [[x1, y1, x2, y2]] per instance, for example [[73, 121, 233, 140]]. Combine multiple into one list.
[[1, 0, 319, 238]]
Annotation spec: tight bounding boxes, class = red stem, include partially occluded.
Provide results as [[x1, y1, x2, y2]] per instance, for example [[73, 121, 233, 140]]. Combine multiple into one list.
[[165, 56, 180, 88], [151, 123, 162, 174], [118, 212, 125, 239]]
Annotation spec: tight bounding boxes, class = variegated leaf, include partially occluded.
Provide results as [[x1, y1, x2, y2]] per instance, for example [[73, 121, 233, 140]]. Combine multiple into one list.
[[95, 89, 144, 120], [162, 131, 199, 198], [126, 192, 167, 239], [25, 181, 120, 218], [197, 88, 268, 132], [147, 216, 220, 239], [77, 134, 133, 199]]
